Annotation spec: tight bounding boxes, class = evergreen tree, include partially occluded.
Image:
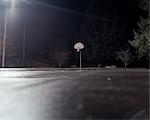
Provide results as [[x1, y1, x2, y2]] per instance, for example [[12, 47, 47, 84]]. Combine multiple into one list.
[[129, 0, 149, 60]]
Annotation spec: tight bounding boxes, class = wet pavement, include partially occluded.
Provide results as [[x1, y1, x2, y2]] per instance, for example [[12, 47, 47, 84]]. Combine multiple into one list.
[[0, 69, 149, 120]]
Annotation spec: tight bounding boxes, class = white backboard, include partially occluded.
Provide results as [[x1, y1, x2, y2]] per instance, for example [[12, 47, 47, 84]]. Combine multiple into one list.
[[74, 42, 84, 52]]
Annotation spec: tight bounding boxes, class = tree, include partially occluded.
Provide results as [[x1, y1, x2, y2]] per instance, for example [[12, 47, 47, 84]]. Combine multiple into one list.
[[116, 49, 133, 68], [79, 0, 123, 66], [129, 0, 149, 60], [52, 48, 69, 68]]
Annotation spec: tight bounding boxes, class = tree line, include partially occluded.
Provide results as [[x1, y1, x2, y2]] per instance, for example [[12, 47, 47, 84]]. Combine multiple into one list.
[[0, 0, 149, 68]]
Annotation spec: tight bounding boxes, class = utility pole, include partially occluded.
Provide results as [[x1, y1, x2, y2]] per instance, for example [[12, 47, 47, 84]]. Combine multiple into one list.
[[23, 24, 26, 63]]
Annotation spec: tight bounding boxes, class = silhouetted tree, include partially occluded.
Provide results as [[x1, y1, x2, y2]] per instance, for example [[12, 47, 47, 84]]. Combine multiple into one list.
[[80, 0, 120, 66], [116, 49, 133, 68], [52, 48, 69, 68]]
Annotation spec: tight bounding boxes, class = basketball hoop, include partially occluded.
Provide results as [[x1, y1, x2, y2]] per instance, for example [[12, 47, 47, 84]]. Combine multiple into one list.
[[74, 42, 84, 70], [74, 42, 84, 52], [77, 47, 80, 52]]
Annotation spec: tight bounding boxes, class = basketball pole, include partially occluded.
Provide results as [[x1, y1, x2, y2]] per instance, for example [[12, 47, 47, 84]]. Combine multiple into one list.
[[74, 42, 84, 71], [23, 24, 26, 64], [79, 50, 82, 70]]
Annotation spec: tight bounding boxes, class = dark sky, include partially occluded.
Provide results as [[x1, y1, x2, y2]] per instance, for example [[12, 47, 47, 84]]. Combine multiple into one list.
[[0, 0, 141, 57]]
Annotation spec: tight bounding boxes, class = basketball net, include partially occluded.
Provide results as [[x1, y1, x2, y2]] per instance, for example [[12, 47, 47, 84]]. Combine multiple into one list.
[[77, 48, 80, 52]]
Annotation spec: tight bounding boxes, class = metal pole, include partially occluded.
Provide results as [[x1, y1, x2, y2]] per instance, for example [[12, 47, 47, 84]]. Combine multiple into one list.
[[23, 24, 26, 63], [79, 50, 82, 70], [2, 3, 8, 67]]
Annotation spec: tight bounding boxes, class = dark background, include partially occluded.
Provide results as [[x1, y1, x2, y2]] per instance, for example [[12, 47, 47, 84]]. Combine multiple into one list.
[[0, 0, 147, 67]]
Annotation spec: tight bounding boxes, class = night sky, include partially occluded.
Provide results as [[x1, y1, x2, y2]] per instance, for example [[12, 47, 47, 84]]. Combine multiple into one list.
[[0, 0, 143, 66]]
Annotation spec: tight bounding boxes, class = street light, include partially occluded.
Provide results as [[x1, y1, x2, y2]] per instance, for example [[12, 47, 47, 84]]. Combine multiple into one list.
[[1, 0, 16, 67]]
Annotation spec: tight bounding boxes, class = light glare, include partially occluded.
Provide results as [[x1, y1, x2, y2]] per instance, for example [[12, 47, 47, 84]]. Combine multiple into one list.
[[12, 0, 16, 8], [3, 0, 16, 8]]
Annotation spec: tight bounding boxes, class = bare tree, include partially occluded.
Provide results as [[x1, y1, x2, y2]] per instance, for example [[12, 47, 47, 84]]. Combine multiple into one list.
[[52, 48, 69, 68], [116, 49, 133, 68]]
